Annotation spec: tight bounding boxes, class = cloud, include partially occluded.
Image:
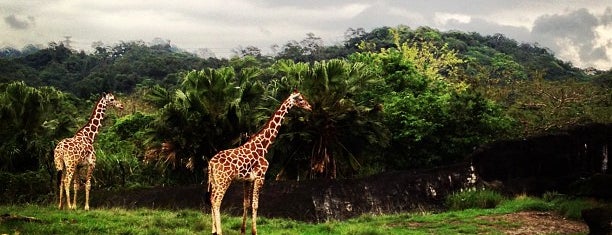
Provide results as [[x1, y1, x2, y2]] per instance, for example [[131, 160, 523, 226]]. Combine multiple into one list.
[[441, 17, 532, 44], [4, 14, 35, 29], [601, 7, 612, 24], [434, 13, 471, 25], [1, 0, 609, 69], [531, 8, 610, 68]]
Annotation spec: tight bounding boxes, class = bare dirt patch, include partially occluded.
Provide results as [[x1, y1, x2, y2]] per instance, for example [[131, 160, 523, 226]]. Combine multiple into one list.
[[480, 211, 588, 235]]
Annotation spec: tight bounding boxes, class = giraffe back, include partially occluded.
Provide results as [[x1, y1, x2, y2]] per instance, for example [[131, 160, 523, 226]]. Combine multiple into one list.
[[54, 136, 95, 170], [209, 146, 269, 182]]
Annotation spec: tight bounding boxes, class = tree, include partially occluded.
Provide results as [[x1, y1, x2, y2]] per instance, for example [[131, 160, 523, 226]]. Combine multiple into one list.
[[0, 47, 22, 58], [144, 66, 267, 182], [344, 26, 395, 52], [300, 33, 324, 61], [275, 40, 306, 62], [232, 45, 262, 58], [491, 75, 612, 136], [0, 81, 76, 172], [22, 42, 72, 69], [268, 59, 390, 179], [351, 31, 512, 169]]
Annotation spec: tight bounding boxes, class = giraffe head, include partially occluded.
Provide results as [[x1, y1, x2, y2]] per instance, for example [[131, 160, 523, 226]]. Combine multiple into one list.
[[290, 90, 312, 111], [104, 93, 124, 110]]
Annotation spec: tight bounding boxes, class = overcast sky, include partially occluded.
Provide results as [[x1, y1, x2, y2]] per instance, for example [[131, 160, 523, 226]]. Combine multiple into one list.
[[2, 0, 611, 70]]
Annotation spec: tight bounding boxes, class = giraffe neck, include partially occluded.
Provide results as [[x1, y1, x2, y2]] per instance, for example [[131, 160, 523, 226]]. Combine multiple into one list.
[[247, 98, 294, 151], [75, 96, 108, 143]]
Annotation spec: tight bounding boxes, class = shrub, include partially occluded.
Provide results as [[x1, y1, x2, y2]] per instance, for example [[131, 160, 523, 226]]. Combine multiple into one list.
[[445, 189, 506, 210], [556, 199, 597, 220], [542, 192, 598, 220], [542, 191, 562, 202], [0, 170, 53, 204]]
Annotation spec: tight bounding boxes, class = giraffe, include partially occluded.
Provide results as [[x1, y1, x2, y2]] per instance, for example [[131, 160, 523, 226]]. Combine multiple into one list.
[[54, 93, 123, 210], [207, 90, 312, 235]]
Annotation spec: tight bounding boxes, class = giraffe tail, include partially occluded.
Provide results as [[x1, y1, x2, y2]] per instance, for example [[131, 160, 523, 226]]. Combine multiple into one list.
[[56, 170, 63, 187], [53, 143, 65, 171], [205, 166, 213, 205], [52, 145, 63, 188]]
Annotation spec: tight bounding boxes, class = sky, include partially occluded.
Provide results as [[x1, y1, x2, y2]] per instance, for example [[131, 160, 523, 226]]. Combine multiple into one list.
[[2, 0, 611, 70]]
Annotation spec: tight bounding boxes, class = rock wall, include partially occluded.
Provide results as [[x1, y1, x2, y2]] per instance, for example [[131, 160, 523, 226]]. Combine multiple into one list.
[[259, 163, 475, 222], [472, 123, 611, 196], [92, 163, 476, 222], [92, 123, 611, 221]]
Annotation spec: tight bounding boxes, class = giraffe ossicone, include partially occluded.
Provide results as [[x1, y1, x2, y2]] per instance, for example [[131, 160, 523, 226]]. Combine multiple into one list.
[[207, 90, 312, 235], [54, 93, 123, 210]]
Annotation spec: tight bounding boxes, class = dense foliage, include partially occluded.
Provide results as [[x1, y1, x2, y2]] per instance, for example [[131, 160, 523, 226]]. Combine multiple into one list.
[[350, 35, 513, 169], [1, 42, 228, 98], [0, 82, 77, 172], [0, 26, 610, 193]]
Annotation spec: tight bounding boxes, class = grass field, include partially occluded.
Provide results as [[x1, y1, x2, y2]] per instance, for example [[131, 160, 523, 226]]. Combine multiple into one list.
[[0, 194, 596, 235]]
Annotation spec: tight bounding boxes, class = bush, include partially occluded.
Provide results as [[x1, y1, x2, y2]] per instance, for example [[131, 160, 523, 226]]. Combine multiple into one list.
[[542, 192, 598, 220], [556, 199, 596, 220], [445, 189, 506, 210], [0, 170, 53, 204], [542, 191, 562, 202]]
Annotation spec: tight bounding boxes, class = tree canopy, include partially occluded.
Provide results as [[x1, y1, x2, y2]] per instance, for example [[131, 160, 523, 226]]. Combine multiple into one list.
[[0, 26, 609, 189]]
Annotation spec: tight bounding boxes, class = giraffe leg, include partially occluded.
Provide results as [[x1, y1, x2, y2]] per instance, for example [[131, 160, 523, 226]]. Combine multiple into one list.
[[58, 171, 64, 209], [72, 174, 79, 209], [241, 181, 253, 235], [84, 164, 94, 211], [251, 178, 265, 235], [212, 204, 221, 235], [209, 173, 218, 235], [211, 179, 230, 235], [63, 169, 74, 210]]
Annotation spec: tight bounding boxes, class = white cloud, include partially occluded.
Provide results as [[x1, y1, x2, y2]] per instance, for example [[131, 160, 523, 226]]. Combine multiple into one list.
[[434, 12, 471, 25], [592, 22, 612, 69], [1, 0, 610, 69], [334, 3, 371, 19]]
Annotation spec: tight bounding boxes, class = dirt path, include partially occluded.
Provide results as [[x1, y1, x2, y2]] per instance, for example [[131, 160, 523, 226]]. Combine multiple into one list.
[[480, 211, 588, 235]]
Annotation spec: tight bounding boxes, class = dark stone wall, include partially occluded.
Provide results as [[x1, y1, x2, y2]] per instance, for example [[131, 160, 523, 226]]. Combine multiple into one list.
[[259, 163, 475, 222], [91, 123, 611, 221], [472, 123, 611, 196], [92, 163, 475, 222]]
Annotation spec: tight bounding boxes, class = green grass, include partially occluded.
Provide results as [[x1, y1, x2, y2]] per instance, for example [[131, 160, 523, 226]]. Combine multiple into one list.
[[0, 193, 599, 235], [0, 204, 205, 235], [541, 192, 601, 220], [446, 189, 506, 210]]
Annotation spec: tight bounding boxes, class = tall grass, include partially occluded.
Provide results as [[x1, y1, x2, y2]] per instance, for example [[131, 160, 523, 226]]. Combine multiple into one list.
[[542, 192, 599, 220], [445, 189, 506, 210]]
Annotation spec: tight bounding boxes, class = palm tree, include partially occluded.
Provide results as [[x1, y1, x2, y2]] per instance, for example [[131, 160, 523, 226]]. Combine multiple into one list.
[[144, 67, 267, 179], [269, 59, 390, 179], [0, 81, 74, 172]]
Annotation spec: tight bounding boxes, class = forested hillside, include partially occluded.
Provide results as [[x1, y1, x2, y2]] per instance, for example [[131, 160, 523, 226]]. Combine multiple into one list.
[[1, 26, 610, 195]]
